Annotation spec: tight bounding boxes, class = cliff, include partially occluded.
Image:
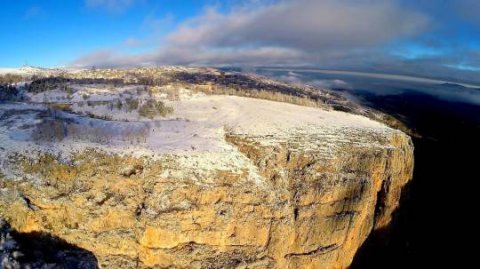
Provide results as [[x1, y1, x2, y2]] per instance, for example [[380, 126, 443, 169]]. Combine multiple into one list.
[[0, 69, 413, 268]]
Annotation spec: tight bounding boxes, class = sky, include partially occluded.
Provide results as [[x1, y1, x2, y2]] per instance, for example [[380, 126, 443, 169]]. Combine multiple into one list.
[[1, 0, 479, 84]]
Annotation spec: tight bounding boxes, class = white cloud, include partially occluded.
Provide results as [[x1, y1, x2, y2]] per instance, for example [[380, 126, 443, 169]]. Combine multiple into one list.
[[168, 0, 429, 51], [74, 0, 430, 67]]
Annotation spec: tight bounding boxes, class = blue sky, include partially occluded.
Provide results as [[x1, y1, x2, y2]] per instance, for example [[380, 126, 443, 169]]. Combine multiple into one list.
[[0, 0, 204, 66], [1, 0, 479, 84]]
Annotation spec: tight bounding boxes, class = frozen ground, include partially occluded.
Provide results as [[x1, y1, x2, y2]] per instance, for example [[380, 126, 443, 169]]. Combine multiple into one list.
[[0, 88, 393, 183], [1, 74, 398, 186]]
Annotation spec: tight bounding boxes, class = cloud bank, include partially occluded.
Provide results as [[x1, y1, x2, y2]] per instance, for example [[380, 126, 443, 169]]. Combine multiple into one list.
[[73, 0, 480, 83]]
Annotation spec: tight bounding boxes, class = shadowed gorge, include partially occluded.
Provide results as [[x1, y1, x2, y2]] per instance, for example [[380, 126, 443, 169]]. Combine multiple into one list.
[[344, 90, 480, 268]]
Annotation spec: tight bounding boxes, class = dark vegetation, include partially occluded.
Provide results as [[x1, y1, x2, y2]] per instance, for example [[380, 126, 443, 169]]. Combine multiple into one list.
[[26, 77, 124, 93], [0, 74, 23, 101], [175, 71, 347, 106], [22, 71, 342, 108], [0, 84, 21, 101], [138, 99, 174, 118], [0, 74, 23, 85], [125, 98, 139, 111]]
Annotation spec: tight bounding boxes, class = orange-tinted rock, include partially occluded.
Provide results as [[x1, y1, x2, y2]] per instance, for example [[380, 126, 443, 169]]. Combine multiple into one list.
[[0, 128, 413, 268]]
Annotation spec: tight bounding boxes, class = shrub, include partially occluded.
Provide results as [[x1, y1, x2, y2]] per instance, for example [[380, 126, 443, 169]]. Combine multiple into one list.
[[125, 98, 139, 112], [85, 112, 113, 121], [0, 85, 20, 101], [48, 103, 72, 112], [138, 100, 173, 118], [0, 74, 23, 85], [115, 100, 123, 110], [27, 77, 69, 93]]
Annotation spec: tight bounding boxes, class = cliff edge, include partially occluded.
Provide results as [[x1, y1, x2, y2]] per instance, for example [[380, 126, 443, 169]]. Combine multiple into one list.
[[0, 68, 413, 268]]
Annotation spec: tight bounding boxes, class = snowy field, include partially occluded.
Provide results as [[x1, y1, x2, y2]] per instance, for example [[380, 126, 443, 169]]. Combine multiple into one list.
[[1, 78, 395, 184]]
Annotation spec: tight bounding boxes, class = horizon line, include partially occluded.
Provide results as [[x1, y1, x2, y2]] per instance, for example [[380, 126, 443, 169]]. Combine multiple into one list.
[[2, 65, 479, 89]]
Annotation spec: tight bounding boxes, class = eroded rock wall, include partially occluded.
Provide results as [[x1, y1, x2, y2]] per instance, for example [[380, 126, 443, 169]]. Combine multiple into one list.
[[224, 130, 413, 268], [0, 129, 413, 269]]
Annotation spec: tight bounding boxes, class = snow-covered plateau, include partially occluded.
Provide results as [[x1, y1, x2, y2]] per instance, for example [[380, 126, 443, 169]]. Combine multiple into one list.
[[0, 67, 413, 269]]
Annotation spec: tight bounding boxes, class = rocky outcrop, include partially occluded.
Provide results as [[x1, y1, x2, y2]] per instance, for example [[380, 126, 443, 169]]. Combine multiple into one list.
[[0, 130, 412, 268], [0, 70, 413, 268]]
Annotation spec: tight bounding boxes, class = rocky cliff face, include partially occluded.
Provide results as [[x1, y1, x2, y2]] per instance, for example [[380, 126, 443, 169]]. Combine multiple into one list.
[[0, 68, 413, 268]]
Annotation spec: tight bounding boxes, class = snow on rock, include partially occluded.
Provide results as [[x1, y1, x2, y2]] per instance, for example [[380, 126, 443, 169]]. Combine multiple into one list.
[[0, 92, 394, 185]]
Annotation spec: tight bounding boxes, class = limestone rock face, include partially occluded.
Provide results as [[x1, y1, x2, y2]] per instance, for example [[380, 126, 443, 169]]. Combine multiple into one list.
[[0, 88, 413, 268]]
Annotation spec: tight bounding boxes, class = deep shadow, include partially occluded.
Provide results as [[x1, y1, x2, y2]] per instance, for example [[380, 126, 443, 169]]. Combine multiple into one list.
[[350, 91, 480, 268], [1, 221, 98, 269], [350, 179, 414, 268]]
